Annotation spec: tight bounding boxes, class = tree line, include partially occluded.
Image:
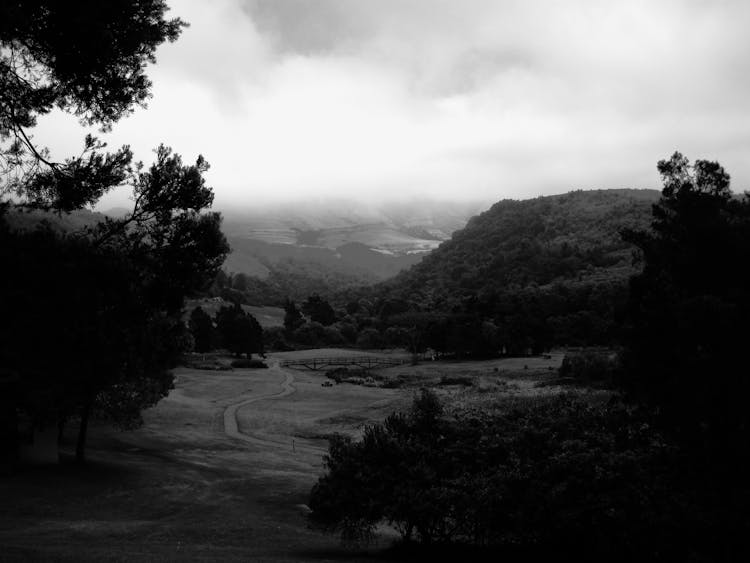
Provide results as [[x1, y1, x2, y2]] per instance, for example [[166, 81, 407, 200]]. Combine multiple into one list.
[[188, 304, 264, 358]]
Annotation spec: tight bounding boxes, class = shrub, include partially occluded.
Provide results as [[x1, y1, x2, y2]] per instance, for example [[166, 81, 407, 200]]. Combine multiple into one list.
[[559, 348, 620, 383], [356, 327, 383, 349], [292, 321, 326, 346], [264, 326, 294, 351], [325, 367, 368, 384], [183, 357, 232, 371], [230, 358, 268, 369], [439, 374, 473, 386], [323, 326, 345, 346]]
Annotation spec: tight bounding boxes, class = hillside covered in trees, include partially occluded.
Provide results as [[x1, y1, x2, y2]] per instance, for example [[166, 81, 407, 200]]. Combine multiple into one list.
[[332, 189, 660, 353], [380, 189, 658, 306]]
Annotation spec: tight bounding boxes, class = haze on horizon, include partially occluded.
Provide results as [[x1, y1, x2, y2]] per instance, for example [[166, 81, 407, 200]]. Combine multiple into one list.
[[33, 0, 750, 210]]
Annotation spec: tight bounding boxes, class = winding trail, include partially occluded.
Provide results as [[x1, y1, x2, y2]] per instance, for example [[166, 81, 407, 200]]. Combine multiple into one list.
[[223, 362, 326, 454]]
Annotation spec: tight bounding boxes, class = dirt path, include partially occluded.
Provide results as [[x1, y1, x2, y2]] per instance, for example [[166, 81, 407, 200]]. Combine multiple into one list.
[[223, 361, 326, 454]]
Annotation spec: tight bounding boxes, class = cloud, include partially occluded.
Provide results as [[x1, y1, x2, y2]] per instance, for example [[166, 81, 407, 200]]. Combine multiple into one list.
[[32, 0, 750, 209]]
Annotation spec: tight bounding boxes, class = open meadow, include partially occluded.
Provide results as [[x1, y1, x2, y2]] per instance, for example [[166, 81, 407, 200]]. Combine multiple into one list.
[[0, 350, 580, 561]]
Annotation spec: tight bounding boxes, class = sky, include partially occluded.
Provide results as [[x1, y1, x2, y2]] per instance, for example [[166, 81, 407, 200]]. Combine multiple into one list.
[[35, 0, 750, 209]]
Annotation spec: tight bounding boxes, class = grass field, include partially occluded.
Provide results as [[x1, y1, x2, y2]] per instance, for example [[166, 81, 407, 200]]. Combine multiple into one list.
[[0, 349, 583, 561]]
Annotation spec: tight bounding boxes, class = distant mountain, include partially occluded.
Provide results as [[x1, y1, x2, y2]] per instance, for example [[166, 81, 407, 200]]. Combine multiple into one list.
[[218, 199, 484, 284]]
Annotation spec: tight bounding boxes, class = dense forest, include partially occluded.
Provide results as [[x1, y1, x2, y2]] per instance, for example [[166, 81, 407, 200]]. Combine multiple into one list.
[[382, 188, 658, 301]]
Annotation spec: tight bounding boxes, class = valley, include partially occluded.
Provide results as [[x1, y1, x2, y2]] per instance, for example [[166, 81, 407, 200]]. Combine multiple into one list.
[[219, 199, 484, 284]]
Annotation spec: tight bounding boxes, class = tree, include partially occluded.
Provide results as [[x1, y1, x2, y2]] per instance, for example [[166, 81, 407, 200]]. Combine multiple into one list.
[[1, 1, 184, 209], [292, 321, 327, 347], [356, 327, 383, 350], [302, 294, 337, 326], [215, 304, 264, 358], [283, 299, 305, 333], [189, 306, 215, 353], [621, 152, 750, 452], [0, 1, 229, 462], [308, 392, 696, 556]]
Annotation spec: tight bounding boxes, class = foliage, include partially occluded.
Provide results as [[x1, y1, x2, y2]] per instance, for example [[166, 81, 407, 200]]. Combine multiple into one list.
[[621, 152, 750, 451], [215, 304, 264, 358], [356, 190, 656, 353], [263, 326, 293, 351], [1, 0, 184, 208], [229, 358, 268, 369], [201, 191, 657, 357], [302, 294, 337, 326], [0, 0, 229, 462], [188, 306, 215, 353], [309, 391, 737, 559], [325, 367, 368, 384], [283, 298, 304, 333], [559, 349, 620, 384], [0, 224, 183, 456], [356, 327, 383, 349]]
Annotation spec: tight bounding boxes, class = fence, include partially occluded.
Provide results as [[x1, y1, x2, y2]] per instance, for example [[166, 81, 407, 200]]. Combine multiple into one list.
[[279, 355, 416, 371]]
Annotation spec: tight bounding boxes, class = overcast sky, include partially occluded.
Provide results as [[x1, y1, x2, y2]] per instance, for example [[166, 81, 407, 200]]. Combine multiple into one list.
[[36, 0, 750, 209]]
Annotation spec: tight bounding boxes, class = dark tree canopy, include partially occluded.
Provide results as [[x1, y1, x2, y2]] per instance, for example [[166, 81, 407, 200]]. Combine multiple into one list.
[[309, 392, 699, 557], [621, 152, 750, 451], [1, 1, 185, 210], [302, 294, 336, 326], [189, 306, 216, 354], [0, 1, 230, 463], [283, 299, 305, 333], [216, 304, 264, 358]]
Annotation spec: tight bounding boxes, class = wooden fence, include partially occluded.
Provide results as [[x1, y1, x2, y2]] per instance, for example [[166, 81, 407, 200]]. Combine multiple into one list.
[[279, 355, 415, 371]]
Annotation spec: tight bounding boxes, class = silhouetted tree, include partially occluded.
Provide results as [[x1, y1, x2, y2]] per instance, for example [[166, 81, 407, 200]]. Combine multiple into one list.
[[189, 306, 215, 353], [292, 321, 327, 347], [1, 0, 184, 208], [356, 327, 383, 349], [215, 304, 264, 358], [283, 299, 305, 333], [622, 152, 750, 454], [302, 294, 337, 326]]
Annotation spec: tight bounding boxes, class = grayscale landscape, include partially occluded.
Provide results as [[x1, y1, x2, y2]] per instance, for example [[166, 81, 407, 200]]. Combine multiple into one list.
[[2, 1, 750, 562]]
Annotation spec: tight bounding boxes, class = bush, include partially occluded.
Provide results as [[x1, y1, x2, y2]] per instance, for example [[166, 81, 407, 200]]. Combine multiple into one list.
[[292, 321, 326, 346], [264, 326, 294, 351], [356, 327, 383, 349], [323, 326, 345, 346], [559, 348, 620, 383], [439, 374, 473, 387], [309, 392, 729, 559], [230, 358, 268, 369], [183, 356, 232, 371], [325, 367, 368, 384]]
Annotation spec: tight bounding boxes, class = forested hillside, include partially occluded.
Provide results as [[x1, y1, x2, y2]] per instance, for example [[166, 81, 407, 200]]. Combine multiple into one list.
[[382, 189, 657, 303], [356, 189, 660, 352]]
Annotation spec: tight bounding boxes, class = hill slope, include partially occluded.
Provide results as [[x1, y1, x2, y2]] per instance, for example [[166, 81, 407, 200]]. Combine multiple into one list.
[[341, 189, 662, 353], [380, 189, 658, 306]]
